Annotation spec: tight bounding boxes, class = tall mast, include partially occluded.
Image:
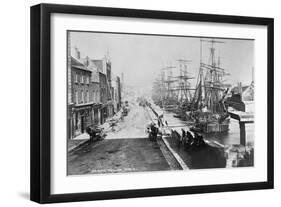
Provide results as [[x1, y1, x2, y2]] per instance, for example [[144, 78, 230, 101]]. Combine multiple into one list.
[[201, 39, 225, 113], [175, 59, 192, 102], [199, 39, 205, 108], [162, 65, 176, 99]]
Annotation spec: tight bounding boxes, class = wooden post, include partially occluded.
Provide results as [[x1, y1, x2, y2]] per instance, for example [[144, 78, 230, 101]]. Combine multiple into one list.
[[239, 122, 246, 146]]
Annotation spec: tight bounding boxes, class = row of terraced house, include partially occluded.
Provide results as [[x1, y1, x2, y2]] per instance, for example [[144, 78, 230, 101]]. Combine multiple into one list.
[[67, 47, 122, 139]]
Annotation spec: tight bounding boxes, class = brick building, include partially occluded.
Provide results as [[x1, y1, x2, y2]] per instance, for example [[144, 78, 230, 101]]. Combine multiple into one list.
[[99, 72, 108, 124], [105, 59, 114, 117], [84, 57, 102, 126], [68, 54, 94, 139], [67, 48, 122, 139], [92, 58, 114, 123], [113, 76, 122, 112]]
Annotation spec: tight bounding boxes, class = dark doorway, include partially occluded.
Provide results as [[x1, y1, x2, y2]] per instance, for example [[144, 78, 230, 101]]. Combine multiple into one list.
[[81, 116, 85, 133]]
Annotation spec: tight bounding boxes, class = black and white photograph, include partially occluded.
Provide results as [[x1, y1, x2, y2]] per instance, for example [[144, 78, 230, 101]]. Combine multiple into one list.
[[67, 31, 255, 175], [28, 2, 274, 204]]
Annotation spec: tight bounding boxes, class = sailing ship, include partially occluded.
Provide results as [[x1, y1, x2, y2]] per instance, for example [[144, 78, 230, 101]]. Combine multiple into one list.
[[152, 60, 194, 118], [160, 65, 178, 111], [189, 39, 230, 133], [172, 59, 195, 119]]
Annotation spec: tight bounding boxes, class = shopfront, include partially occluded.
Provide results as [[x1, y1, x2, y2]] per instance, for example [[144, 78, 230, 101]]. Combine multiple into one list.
[[92, 103, 102, 126], [71, 104, 93, 139]]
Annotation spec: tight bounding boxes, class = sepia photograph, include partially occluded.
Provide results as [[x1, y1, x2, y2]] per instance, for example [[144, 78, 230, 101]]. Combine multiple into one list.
[[67, 31, 255, 175]]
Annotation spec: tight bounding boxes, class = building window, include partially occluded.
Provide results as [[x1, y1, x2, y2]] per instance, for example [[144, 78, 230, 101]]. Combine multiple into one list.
[[81, 75, 84, 84], [86, 90, 89, 103], [81, 90, 84, 103], [75, 90, 78, 104], [73, 113, 77, 130], [75, 74, 78, 83], [86, 76, 89, 84]]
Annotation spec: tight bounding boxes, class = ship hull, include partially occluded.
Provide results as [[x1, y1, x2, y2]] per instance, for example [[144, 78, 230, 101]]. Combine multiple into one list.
[[205, 122, 229, 133], [193, 119, 230, 133]]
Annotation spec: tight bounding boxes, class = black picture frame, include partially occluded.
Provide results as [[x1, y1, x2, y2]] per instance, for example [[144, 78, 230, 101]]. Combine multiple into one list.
[[30, 3, 274, 204]]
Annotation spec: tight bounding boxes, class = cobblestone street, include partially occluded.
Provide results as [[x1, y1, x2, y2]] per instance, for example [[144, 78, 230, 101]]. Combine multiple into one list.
[[67, 102, 182, 175], [68, 138, 173, 175]]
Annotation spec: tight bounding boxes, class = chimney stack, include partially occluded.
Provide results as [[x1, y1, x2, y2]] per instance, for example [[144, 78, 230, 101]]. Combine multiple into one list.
[[85, 56, 89, 66], [238, 82, 242, 94], [74, 47, 80, 59]]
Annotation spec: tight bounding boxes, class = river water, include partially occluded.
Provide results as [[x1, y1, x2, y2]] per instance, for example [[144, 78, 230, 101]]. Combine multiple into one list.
[[150, 102, 254, 147], [203, 119, 254, 146]]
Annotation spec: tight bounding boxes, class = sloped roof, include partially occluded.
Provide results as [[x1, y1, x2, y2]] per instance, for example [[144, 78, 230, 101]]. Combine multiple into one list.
[[242, 84, 254, 101], [231, 83, 254, 101], [87, 65, 100, 83], [231, 86, 249, 94], [71, 56, 91, 72], [91, 59, 103, 73]]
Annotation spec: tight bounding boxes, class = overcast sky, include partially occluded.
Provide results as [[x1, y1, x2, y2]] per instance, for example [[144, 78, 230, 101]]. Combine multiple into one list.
[[69, 31, 254, 90]]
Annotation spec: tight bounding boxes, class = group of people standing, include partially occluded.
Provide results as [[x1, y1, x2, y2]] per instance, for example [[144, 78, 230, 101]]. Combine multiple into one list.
[[175, 128, 206, 150], [147, 122, 159, 141], [145, 105, 206, 150]]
